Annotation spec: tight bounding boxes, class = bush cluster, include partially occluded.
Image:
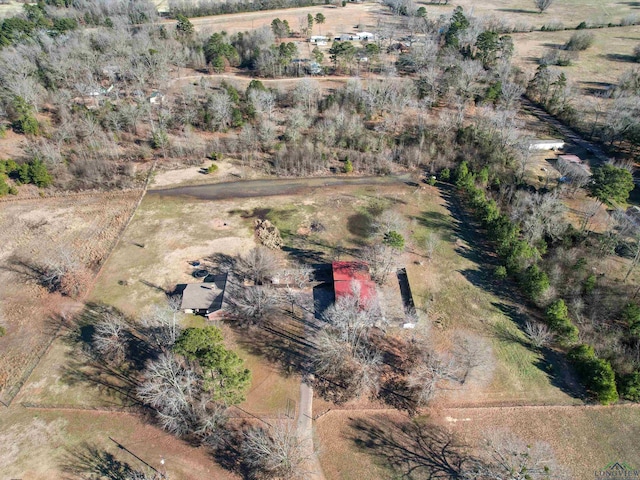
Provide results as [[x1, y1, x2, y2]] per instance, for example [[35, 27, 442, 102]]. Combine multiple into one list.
[[454, 161, 620, 404], [454, 161, 547, 301], [0, 158, 52, 194], [568, 344, 618, 404]]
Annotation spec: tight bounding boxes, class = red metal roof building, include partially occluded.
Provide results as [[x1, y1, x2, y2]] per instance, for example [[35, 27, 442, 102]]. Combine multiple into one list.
[[332, 261, 377, 305]]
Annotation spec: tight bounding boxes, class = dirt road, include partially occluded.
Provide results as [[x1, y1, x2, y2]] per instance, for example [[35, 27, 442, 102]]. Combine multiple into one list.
[[521, 96, 610, 164], [148, 174, 413, 200]]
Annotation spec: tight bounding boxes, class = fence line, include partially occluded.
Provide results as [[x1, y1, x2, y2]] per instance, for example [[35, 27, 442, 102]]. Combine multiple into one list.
[[0, 323, 63, 407], [0, 160, 158, 408]]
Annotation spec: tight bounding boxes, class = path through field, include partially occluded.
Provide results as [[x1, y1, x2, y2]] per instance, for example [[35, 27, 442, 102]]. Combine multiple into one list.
[[148, 173, 413, 200]]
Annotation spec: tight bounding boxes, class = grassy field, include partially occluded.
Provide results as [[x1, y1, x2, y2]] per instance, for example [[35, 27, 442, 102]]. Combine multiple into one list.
[[512, 25, 640, 90], [0, 406, 238, 480], [417, 0, 639, 30], [316, 405, 640, 480]]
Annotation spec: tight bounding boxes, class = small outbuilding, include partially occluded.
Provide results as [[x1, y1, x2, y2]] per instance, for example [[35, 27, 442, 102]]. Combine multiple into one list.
[[558, 154, 591, 175], [309, 35, 328, 45], [180, 274, 228, 318], [149, 91, 165, 104], [528, 139, 565, 151], [332, 261, 376, 305]]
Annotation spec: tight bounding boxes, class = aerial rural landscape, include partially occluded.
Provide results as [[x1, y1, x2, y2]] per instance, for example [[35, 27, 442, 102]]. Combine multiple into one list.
[[1, 0, 640, 478]]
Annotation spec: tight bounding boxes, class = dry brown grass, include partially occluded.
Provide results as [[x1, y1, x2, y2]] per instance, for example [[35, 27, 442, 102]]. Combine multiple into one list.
[[0, 406, 238, 480], [316, 405, 640, 480], [0, 192, 140, 404], [164, 2, 383, 37]]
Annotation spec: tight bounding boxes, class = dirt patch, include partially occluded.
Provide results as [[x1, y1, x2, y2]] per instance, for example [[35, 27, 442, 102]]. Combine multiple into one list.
[[163, 3, 382, 37], [151, 160, 247, 188]]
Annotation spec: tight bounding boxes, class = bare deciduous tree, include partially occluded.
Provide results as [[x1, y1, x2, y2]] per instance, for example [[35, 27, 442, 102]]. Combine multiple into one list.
[[534, 0, 553, 13], [314, 294, 383, 400], [140, 303, 183, 352], [524, 320, 554, 348], [453, 331, 494, 386], [227, 285, 280, 324], [510, 191, 567, 245], [242, 417, 311, 479], [466, 429, 568, 479], [423, 232, 440, 261], [360, 243, 397, 285], [92, 312, 128, 365], [407, 350, 458, 405], [137, 353, 226, 437], [240, 247, 281, 285]]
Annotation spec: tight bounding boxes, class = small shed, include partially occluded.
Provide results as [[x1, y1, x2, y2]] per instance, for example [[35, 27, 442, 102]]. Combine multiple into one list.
[[306, 62, 322, 75], [180, 274, 228, 318], [528, 139, 565, 151], [332, 261, 376, 305], [149, 91, 165, 104], [310, 35, 328, 45], [558, 154, 591, 175], [359, 32, 375, 40]]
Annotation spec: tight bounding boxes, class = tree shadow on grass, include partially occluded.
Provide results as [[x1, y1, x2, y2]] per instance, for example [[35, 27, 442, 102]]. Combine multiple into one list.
[[56, 302, 157, 408], [349, 415, 478, 479], [229, 315, 315, 378], [603, 53, 638, 63], [438, 184, 584, 400], [60, 442, 154, 479], [347, 212, 373, 238]]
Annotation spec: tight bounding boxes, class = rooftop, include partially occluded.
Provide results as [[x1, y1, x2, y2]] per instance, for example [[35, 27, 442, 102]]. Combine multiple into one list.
[[180, 274, 227, 312], [332, 261, 376, 304]]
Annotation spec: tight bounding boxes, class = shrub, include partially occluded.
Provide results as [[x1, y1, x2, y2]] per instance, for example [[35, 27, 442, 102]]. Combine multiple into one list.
[[583, 274, 596, 294], [0, 175, 9, 196], [520, 264, 550, 301], [540, 48, 574, 66], [542, 20, 564, 31], [383, 231, 405, 250], [151, 130, 169, 149], [576, 21, 587, 29], [344, 158, 353, 173], [440, 168, 450, 181], [208, 151, 222, 160], [564, 31, 594, 51], [619, 371, 640, 401], [29, 158, 52, 188], [494, 265, 507, 279], [621, 14, 640, 27], [568, 344, 618, 404], [206, 163, 218, 174], [12, 114, 39, 135], [545, 299, 578, 343], [0, 325, 5, 337]]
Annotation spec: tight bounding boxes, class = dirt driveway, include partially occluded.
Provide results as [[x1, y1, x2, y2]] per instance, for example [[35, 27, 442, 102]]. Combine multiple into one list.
[[148, 174, 413, 201]]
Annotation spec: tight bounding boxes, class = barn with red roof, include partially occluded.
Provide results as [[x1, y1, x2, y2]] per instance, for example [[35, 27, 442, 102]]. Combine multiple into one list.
[[332, 261, 377, 305]]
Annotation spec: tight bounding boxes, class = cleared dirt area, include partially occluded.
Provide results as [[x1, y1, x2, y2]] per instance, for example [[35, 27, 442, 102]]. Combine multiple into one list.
[[316, 405, 640, 480], [163, 2, 383, 37], [0, 192, 140, 405], [417, 0, 639, 30], [512, 25, 640, 91]]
